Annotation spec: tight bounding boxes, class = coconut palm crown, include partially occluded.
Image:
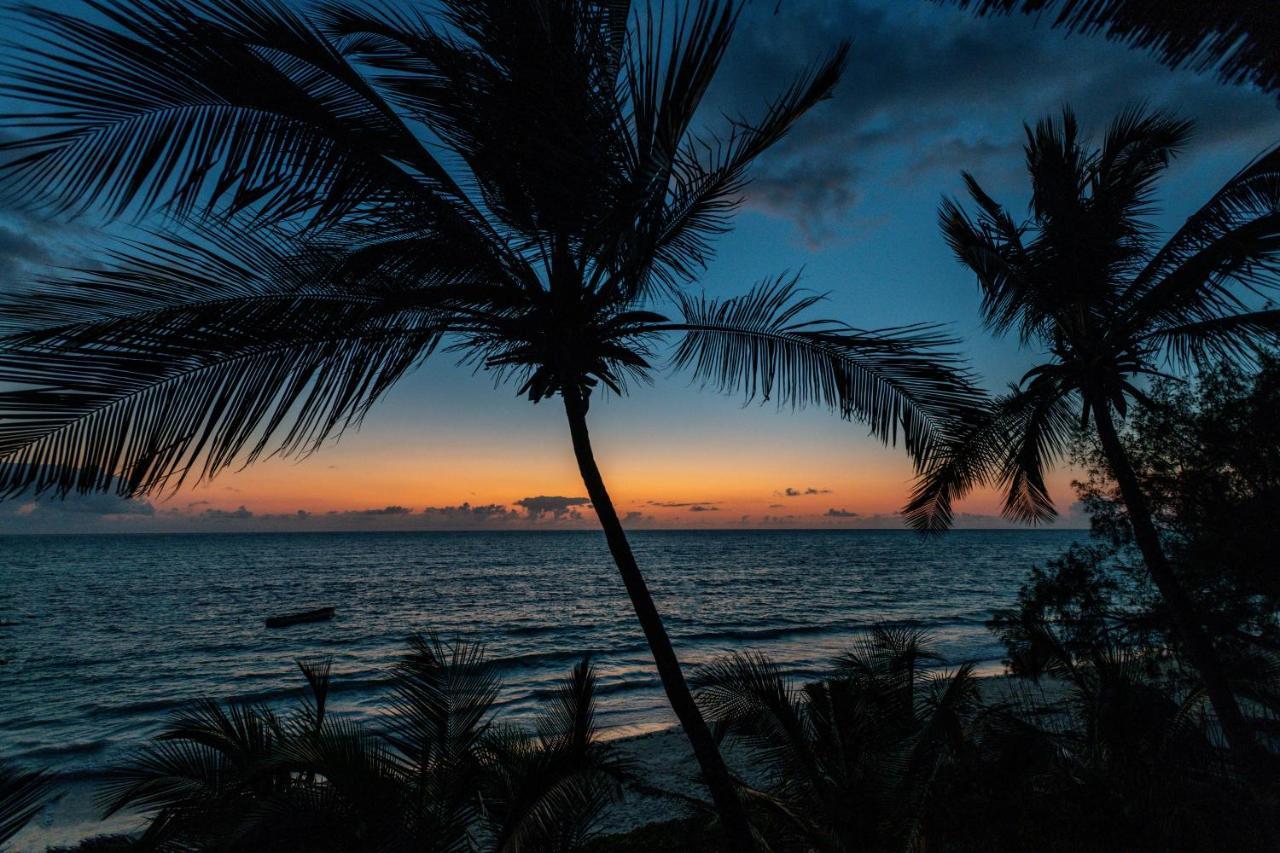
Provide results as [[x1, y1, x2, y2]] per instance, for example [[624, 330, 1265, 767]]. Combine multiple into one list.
[[0, 1, 981, 844], [906, 106, 1280, 760]]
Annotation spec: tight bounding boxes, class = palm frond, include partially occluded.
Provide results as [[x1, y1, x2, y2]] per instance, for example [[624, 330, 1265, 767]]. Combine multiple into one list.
[[0, 761, 50, 847], [1146, 308, 1280, 369], [0, 232, 448, 498], [478, 657, 625, 852], [537, 657, 599, 757], [1122, 143, 1280, 344], [297, 656, 334, 736], [667, 276, 982, 460], [693, 651, 824, 793], [1089, 106, 1192, 272], [267, 718, 406, 845], [834, 624, 944, 692], [998, 375, 1078, 525], [901, 395, 1006, 533], [386, 634, 500, 772], [0, 0, 463, 228], [904, 380, 1077, 531], [939, 178, 1039, 342], [939, 1, 1280, 96], [625, 40, 850, 294]]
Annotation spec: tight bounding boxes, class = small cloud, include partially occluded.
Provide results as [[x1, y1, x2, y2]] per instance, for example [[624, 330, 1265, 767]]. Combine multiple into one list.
[[204, 505, 253, 520], [648, 500, 720, 508], [423, 502, 518, 521], [515, 495, 591, 519], [778, 486, 831, 497], [768, 503, 784, 509], [624, 511, 645, 522], [352, 505, 413, 516], [825, 508, 859, 518], [687, 505, 719, 512]]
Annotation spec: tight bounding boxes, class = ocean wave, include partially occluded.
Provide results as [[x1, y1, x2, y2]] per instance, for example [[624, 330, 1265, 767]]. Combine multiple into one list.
[[19, 738, 113, 761], [678, 615, 990, 645], [2, 529, 1083, 783]]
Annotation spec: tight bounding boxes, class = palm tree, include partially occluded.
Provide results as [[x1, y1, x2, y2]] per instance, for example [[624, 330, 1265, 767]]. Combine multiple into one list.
[[0, 1, 978, 841], [694, 625, 983, 851], [103, 635, 627, 851], [939, 1, 1280, 97], [905, 106, 1280, 760]]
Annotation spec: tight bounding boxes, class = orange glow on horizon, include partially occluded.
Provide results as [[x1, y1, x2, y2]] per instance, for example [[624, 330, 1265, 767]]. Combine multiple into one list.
[[162, 437, 1082, 528]]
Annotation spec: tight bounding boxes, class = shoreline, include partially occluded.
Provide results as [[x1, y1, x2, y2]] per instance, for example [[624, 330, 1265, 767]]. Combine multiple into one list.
[[9, 672, 1061, 851]]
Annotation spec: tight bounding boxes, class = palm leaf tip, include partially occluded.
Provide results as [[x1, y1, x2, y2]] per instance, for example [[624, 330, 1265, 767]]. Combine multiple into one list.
[[903, 382, 1071, 533], [669, 275, 983, 460]]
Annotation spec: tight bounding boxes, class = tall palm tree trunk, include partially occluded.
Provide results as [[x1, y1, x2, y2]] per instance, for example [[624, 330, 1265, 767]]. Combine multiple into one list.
[[1091, 401, 1260, 760], [561, 388, 756, 851]]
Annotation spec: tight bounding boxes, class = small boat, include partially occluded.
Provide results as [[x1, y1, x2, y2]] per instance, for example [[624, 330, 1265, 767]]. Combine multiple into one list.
[[265, 607, 335, 629]]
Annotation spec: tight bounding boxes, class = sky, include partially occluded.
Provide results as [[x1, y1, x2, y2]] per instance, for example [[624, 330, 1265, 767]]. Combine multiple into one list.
[[0, 0, 1276, 534]]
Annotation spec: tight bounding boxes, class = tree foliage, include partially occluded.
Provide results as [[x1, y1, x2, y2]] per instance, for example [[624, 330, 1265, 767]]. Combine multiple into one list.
[[696, 623, 1279, 852], [907, 106, 1280, 531], [0, 0, 981, 501], [940, 1, 1280, 98], [100, 635, 626, 852], [992, 357, 1280, 716]]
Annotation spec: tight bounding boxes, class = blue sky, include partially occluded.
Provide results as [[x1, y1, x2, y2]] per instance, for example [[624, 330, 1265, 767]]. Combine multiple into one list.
[[0, 0, 1275, 532]]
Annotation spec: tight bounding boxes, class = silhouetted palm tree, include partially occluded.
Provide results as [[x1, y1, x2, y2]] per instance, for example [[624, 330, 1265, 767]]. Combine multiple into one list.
[[103, 636, 626, 851], [0, 2, 979, 842], [694, 625, 983, 850], [905, 106, 1280, 760], [0, 760, 49, 848], [940, 0, 1280, 97]]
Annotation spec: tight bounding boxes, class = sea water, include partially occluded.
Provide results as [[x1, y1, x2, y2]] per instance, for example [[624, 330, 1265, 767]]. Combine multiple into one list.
[[0, 529, 1084, 780]]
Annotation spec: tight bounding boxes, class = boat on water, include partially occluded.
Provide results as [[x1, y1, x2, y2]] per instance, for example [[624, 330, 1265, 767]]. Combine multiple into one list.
[[264, 607, 335, 629]]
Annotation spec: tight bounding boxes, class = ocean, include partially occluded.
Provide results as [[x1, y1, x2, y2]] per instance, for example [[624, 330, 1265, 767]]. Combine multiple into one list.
[[0, 529, 1084, 782]]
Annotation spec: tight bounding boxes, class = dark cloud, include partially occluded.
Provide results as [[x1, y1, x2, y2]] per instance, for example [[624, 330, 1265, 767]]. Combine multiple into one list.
[[352, 505, 413, 516], [0, 470, 154, 532], [0, 491, 154, 520], [203, 505, 253, 520], [714, 1, 1278, 241], [514, 495, 591, 519], [825, 507, 859, 518], [648, 500, 720, 508], [0, 221, 48, 282], [686, 504, 720, 512], [423, 502, 518, 521]]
